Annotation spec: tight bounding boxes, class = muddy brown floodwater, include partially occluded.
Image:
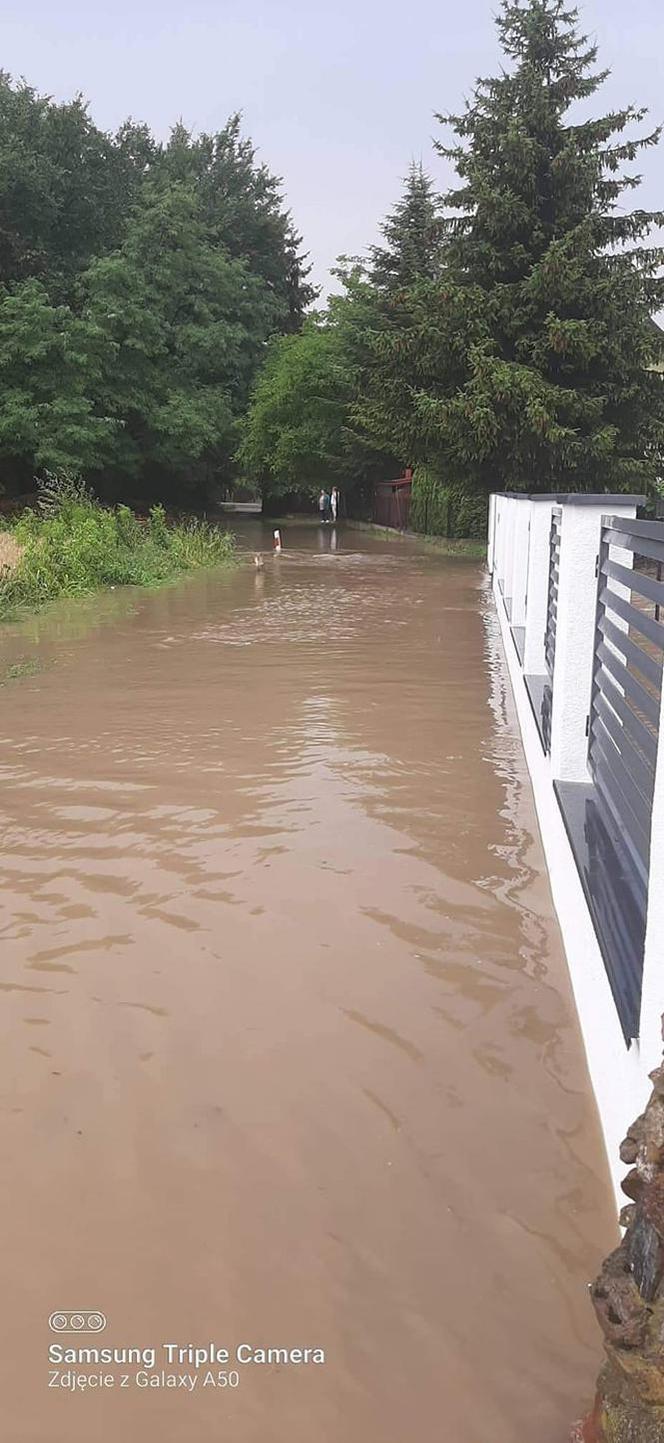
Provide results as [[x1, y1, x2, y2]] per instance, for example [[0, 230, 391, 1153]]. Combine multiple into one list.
[[0, 522, 615, 1443]]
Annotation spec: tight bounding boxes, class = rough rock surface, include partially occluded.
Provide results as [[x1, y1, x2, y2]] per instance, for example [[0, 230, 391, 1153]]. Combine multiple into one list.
[[574, 1031, 664, 1441]]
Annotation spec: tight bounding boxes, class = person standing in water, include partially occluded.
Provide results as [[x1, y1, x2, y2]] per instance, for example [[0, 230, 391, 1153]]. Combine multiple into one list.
[[330, 487, 339, 523], [318, 489, 328, 523]]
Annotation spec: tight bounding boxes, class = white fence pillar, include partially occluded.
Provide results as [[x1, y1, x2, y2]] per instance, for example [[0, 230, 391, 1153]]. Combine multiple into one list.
[[509, 499, 530, 628], [498, 496, 510, 591], [487, 494, 496, 572], [493, 496, 504, 585], [501, 498, 515, 613], [549, 500, 640, 782], [523, 498, 556, 676]]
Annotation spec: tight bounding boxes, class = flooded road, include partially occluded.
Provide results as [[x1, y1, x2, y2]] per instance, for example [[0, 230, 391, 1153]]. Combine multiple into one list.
[[0, 521, 614, 1442]]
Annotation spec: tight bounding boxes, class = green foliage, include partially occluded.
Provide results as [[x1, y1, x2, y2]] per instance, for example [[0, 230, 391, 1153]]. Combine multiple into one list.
[[3, 11, 663, 517], [0, 478, 233, 617], [239, 322, 359, 501], [82, 179, 283, 495], [0, 73, 313, 503], [410, 466, 450, 536], [0, 280, 114, 477], [161, 117, 316, 330], [445, 483, 489, 539], [114, 503, 142, 548], [426, 0, 664, 491], [148, 503, 169, 548], [369, 164, 444, 292], [0, 73, 151, 295], [36, 471, 96, 521], [254, 0, 663, 509], [349, 273, 492, 469], [410, 467, 489, 539]]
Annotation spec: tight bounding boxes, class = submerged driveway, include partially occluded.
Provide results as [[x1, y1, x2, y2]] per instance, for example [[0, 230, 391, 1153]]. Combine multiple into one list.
[[0, 522, 614, 1442]]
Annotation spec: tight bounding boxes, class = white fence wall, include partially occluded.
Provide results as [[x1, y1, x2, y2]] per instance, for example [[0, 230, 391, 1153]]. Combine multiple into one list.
[[489, 492, 664, 1203]]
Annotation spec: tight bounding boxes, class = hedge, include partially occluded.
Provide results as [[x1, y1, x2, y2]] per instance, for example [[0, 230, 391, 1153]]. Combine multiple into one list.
[[410, 467, 488, 539]]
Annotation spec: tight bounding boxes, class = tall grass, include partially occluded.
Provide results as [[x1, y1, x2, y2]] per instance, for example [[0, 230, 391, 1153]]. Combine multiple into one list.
[[0, 477, 235, 619]]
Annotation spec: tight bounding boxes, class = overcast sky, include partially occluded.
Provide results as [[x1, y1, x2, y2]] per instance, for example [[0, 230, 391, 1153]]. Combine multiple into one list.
[[1, 0, 661, 296]]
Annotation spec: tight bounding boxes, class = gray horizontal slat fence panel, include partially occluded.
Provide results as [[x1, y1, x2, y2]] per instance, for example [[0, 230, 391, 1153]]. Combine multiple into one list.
[[603, 515, 664, 543], [591, 698, 655, 805], [602, 557, 664, 609], [602, 528, 664, 567], [595, 641, 661, 729], [598, 584, 664, 650], [589, 516, 664, 890], [598, 613, 663, 690], [597, 667, 658, 768], [590, 732, 653, 859], [591, 756, 651, 881]]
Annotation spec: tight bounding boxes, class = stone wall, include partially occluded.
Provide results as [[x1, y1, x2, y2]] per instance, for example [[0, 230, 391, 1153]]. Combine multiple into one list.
[[575, 1026, 664, 1441]]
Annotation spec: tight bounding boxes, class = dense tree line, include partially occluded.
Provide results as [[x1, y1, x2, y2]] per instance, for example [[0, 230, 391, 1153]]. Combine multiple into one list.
[[0, 75, 314, 502], [243, 0, 664, 526], [2, 0, 663, 526]]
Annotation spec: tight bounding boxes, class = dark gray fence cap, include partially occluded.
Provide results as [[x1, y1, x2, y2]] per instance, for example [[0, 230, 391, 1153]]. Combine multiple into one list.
[[499, 492, 647, 505]]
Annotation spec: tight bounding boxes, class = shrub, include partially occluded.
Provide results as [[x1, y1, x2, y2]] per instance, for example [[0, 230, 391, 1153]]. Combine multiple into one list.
[[410, 465, 449, 536], [446, 483, 489, 540], [0, 481, 234, 618], [148, 503, 169, 548], [114, 504, 142, 550], [410, 466, 489, 539]]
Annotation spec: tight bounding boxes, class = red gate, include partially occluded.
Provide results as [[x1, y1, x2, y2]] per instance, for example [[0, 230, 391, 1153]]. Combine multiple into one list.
[[372, 474, 412, 531]]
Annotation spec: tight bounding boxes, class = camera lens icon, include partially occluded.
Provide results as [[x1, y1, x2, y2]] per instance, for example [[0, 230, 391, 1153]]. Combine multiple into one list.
[[49, 1311, 107, 1333]]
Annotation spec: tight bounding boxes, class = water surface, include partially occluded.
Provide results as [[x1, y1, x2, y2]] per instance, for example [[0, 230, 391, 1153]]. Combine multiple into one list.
[[0, 521, 614, 1441]]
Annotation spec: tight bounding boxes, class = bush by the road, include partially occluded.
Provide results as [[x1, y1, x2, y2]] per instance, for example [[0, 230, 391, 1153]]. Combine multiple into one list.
[[0, 478, 234, 618], [410, 467, 488, 540]]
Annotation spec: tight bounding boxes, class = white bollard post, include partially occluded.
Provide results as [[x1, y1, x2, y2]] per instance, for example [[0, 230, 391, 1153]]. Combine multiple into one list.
[[549, 498, 641, 783]]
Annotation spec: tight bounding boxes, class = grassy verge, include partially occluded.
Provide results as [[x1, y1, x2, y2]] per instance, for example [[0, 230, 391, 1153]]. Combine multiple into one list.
[[0, 479, 235, 621], [346, 520, 486, 558]]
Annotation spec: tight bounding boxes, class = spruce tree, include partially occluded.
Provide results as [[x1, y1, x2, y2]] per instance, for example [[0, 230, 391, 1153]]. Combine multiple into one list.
[[424, 0, 664, 492], [369, 163, 444, 291], [336, 169, 447, 469]]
